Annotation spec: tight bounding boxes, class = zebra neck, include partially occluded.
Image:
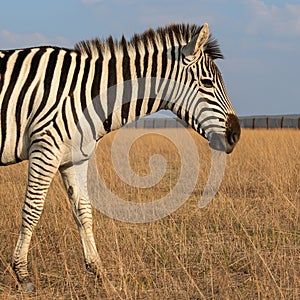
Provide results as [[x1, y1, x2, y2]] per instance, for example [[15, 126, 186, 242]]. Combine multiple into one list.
[[93, 43, 182, 135], [100, 78, 174, 134]]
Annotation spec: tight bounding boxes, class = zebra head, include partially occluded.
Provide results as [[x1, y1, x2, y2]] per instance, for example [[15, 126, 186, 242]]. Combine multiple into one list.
[[171, 23, 240, 154]]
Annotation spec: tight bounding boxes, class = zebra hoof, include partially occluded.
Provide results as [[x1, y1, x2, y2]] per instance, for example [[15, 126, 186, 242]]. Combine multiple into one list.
[[86, 261, 102, 277], [18, 278, 35, 293], [86, 262, 112, 281]]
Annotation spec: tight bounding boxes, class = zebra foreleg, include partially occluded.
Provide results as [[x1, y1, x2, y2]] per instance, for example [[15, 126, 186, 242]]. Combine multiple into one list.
[[12, 153, 59, 292], [59, 164, 103, 277]]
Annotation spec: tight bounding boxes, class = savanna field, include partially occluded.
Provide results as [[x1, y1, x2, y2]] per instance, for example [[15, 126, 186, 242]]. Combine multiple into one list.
[[0, 129, 299, 299]]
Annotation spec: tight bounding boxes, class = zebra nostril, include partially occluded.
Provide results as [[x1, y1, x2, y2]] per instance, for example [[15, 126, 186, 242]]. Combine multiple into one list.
[[232, 132, 239, 143], [228, 126, 241, 145], [229, 131, 239, 145], [227, 132, 234, 146]]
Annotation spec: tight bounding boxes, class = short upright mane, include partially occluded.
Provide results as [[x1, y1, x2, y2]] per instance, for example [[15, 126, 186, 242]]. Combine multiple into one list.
[[74, 24, 223, 60]]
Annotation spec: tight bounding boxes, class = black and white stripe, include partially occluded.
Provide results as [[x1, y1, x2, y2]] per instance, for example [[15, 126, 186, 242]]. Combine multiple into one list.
[[0, 23, 240, 291]]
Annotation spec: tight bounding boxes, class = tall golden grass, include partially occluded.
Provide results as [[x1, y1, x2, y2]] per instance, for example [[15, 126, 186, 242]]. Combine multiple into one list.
[[0, 129, 299, 299]]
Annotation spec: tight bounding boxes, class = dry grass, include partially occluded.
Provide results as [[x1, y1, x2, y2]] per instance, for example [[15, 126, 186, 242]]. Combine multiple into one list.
[[0, 129, 299, 299]]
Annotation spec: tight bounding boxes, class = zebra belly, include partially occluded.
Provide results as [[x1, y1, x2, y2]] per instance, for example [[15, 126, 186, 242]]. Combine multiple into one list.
[[0, 131, 30, 165]]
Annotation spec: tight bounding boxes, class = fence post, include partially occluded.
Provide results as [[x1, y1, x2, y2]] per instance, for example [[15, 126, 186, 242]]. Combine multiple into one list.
[[266, 117, 269, 129], [252, 118, 256, 129], [298, 117, 300, 129], [281, 116, 284, 128]]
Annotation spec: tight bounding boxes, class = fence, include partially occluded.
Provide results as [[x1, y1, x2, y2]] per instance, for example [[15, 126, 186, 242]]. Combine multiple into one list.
[[126, 117, 188, 128], [125, 115, 300, 129], [239, 115, 300, 129]]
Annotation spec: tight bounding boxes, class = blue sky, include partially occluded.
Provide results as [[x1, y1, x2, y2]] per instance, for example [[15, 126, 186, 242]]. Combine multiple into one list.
[[1, 0, 300, 116]]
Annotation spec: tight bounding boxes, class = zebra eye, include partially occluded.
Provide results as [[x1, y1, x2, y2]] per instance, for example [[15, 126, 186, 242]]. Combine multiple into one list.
[[201, 78, 214, 88]]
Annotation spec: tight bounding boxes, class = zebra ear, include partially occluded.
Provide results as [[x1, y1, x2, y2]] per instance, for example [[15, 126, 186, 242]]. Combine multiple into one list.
[[182, 23, 210, 58]]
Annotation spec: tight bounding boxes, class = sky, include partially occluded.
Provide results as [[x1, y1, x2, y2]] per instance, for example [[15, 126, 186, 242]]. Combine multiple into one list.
[[0, 0, 300, 116]]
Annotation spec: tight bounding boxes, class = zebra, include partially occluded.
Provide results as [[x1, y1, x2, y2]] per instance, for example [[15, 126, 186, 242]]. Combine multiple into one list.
[[0, 23, 240, 291]]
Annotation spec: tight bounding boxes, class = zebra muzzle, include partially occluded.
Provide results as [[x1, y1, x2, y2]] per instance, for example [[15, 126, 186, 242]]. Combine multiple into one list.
[[209, 133, 227, 153]]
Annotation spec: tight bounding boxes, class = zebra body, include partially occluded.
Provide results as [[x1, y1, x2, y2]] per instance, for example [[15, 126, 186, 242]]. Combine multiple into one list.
[[0, 23, 240, 291]]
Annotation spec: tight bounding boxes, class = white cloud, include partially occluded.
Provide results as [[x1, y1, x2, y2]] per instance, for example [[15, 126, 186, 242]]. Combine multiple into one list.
[[246, 0, 300, 37], [0, 29, 72, 49], [286, 3, 300, 15]]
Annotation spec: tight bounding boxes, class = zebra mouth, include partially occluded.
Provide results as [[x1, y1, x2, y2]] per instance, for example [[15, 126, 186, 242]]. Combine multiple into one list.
[[209, 133, 227, 153], [209, 126, 240, 154], [208, 114, 241, 154]]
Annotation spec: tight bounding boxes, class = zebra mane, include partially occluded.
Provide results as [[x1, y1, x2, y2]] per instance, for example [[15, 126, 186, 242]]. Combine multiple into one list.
[[74, 24, 223, 60]]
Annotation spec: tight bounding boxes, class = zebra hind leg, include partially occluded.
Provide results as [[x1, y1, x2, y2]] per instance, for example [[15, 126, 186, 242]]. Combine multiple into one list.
[[59, 164, 104, 278], [12, 152, 59, 292]]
